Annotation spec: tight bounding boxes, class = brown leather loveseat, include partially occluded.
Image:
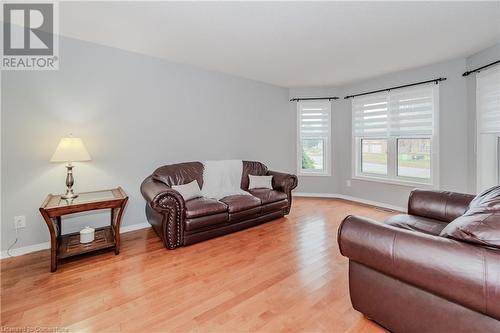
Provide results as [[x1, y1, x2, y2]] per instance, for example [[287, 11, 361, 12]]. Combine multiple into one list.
[[141, 161, 297, 249], [338, 188, 500, 333]]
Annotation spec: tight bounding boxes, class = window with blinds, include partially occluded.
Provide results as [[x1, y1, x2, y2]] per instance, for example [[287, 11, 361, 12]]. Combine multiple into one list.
[[476, 65, 500, 191], [353, 84, 436, 138], [352, 84, 438, 185], [477, 66, 500, 134], [297, 101, 331, 175]]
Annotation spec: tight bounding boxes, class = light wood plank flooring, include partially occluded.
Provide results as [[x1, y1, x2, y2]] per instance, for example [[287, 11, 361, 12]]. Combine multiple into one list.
[[1, 197, 397, 332]]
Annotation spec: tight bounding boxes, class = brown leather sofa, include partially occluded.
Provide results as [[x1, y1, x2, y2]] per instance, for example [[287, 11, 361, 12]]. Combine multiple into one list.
[[338, 189, 500, 333], [141, 161, 297, 249]]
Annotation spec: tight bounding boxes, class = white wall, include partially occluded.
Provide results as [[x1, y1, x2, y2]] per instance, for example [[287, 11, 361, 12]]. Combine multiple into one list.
[[291, 53, 495, 208], [1, 37, 292, 251]]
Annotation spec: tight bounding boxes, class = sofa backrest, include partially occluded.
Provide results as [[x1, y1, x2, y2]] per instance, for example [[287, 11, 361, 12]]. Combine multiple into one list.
[[151, 160, 269, 190], [241, 161, 268, 190], [152, 162, 204, 188]]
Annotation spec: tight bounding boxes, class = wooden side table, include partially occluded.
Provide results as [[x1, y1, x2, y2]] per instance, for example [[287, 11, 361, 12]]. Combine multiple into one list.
[[39, 187, 128, 272]]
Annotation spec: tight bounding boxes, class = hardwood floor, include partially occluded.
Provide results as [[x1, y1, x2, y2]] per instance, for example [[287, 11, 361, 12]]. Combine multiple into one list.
[[1, 197, 397, 333]]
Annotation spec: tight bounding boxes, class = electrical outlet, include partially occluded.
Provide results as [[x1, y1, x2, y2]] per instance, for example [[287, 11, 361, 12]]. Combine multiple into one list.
[[14, 216, 26, 229], [346, 180, 352, 187]]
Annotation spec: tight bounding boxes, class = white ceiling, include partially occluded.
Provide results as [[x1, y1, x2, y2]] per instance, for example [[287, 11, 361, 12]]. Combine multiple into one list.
[[60, 1, 500, 88]]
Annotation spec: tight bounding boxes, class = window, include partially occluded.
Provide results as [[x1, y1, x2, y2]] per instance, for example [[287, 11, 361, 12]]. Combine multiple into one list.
[[297, 101, 331, 175], [397, 138, 431, 179], [361, 139, 388, 175], [476, 65, 500, 192], [352, 84, 438, 186]]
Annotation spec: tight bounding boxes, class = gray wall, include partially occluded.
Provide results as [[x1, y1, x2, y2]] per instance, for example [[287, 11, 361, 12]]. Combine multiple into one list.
[[465, 44, 500, 192], [1, 37, 291, 251], [291, 51, 500, 208]]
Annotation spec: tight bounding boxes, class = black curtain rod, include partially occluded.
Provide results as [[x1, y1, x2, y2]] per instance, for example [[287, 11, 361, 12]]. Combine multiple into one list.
[[290, 97, 339, 102], [344, 77, 447, 99], [462, 60, 500, 77]]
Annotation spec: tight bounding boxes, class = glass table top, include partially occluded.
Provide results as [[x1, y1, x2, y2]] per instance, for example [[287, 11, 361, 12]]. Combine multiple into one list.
[[45, 190, 120, 208]]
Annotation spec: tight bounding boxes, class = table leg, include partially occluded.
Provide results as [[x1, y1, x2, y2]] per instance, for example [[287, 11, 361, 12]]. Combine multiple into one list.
[[56, 216, 62, 238], [113, 199, 128, 255], [39, 209, 58, 272]]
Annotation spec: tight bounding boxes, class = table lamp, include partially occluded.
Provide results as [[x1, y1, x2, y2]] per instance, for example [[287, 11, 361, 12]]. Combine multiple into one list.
[[50, 136, 91, 199]]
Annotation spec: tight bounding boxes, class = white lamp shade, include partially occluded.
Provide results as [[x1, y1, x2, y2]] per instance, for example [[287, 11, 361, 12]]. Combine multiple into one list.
[[50, 137, 91, 162]]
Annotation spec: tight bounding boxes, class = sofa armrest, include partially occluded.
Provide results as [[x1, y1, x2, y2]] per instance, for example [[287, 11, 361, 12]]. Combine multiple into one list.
[[267, 170, 298, 214], [408, 189, 475, 222], [140, 176, 185, 249], [338, 215, 500, 319]]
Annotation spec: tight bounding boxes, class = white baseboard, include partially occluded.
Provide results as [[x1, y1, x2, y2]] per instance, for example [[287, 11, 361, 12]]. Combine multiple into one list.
[[120, 222, 150, 233], [0, 222, 151, 259], [293, 192, 406, 212]]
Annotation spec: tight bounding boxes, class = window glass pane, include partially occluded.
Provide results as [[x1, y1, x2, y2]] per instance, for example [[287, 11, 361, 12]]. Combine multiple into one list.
[[397, 138, 431, 179], [301, 139, 324, 171], [361, 139, 387, 175]]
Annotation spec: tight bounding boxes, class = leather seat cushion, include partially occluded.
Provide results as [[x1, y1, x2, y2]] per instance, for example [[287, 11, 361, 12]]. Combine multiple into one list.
[[385, 214, 448, 236], [229, 206, 262, 222], [248, 189, 287, 204], [220, 195, 261, 213], [185, 213, 228, 232], [262, 200, 288, 214], [185, 198, 228, 218]]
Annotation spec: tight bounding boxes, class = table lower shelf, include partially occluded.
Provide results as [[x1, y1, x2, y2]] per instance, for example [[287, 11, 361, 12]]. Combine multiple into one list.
[[58, 226, 115, 259]]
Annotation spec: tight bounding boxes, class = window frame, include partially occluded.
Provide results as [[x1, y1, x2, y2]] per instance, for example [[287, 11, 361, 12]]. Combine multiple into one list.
[[351, 86, 440, 188], [297, 101, 332, 177]]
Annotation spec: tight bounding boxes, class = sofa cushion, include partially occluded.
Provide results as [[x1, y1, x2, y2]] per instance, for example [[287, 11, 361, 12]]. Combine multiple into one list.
[[241, 161, 268, 190], [248, 189, 287, 205], [262, 200, 288, 214], [385, 214, 448, 236], [185, 213, 228, 232], [220, 194, 261, 213], [153, 162, 204, 188], [185, 198, 228, 219], [440, 185, 500, 248], [172, 180, 202, 201], [248, 175, 273, 190]]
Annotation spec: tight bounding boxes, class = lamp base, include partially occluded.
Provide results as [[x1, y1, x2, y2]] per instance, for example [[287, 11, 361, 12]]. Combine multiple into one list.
[[62, 163, 78, 200]]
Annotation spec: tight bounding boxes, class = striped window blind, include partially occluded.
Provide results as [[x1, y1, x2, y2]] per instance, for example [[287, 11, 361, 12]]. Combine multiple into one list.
[[477, 65, 500, 134], [353, 84, 437, 138], [352, 92, 388, 137], [299, 101, 331, 138]]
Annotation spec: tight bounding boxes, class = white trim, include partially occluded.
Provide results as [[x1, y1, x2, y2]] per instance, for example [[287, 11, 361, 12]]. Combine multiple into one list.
[[120, 222, 150, 233], [351, 175, 434, 189], [0, 222, 151, 259], [293, 192, 406, 212], [0, 242, 51, 259]]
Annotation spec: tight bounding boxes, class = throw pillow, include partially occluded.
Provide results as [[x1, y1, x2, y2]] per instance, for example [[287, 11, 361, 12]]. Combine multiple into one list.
[[440, 185, 500, 249], [248, 175, 273, 190], [172, 180, 202, 201]]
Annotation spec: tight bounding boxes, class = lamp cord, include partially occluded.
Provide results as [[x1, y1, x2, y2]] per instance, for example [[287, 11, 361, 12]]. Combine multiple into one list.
[[7, 228, 19, 257]]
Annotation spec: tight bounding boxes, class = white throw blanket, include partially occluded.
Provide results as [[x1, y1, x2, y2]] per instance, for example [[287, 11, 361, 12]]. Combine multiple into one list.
[[201, 160, 250, 200]]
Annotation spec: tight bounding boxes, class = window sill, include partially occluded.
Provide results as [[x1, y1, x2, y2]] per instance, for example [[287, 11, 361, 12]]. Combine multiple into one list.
[[352, 175, 435, 188], [298, 172, 331, 177]]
